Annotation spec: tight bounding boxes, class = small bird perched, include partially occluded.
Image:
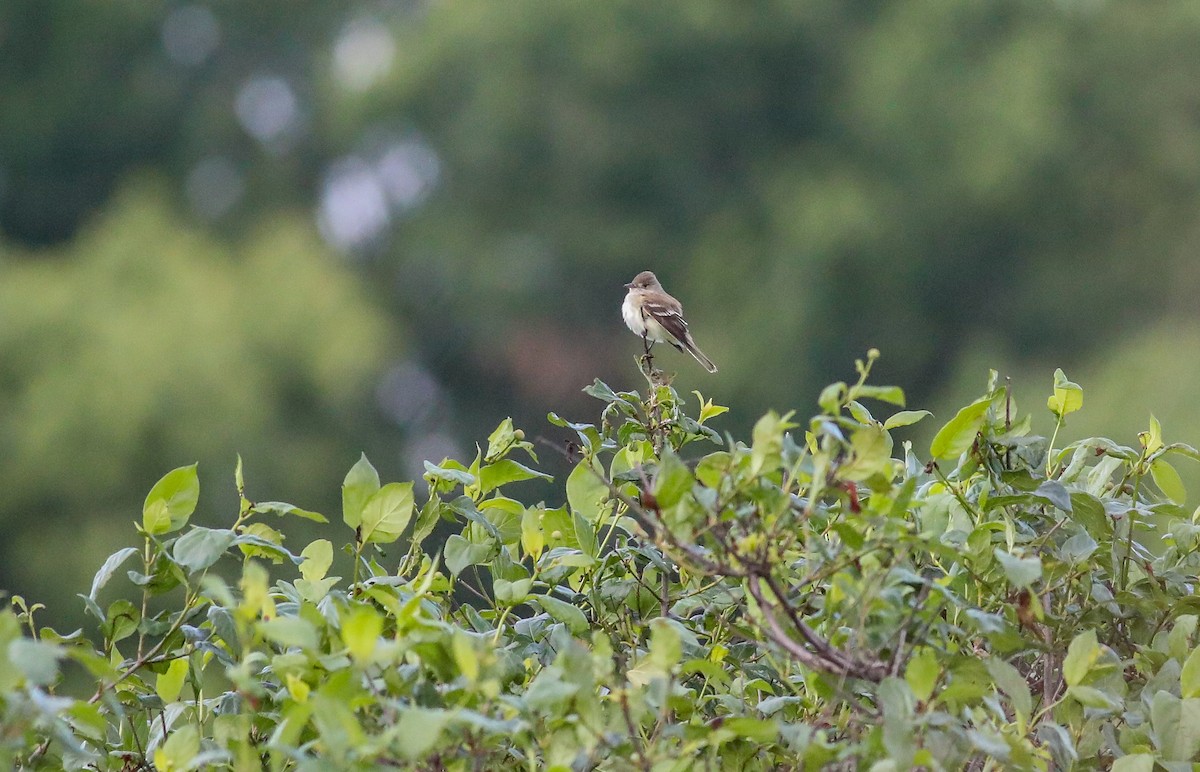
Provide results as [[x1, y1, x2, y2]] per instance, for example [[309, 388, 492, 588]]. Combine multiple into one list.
[[622, 270, 718, 373]]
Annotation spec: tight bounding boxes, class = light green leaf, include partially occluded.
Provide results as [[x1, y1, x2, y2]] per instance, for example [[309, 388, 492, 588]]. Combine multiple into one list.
[[1063, 630, 1101, 687], [693, 391, 730, 424], [395, 708, 451, 759], [1152, 459, 1187, 505], [850, 384, 906, 407], [341, 454, 380, 530], [251, 501, 328, 523], [143, 463, 200, 535], [484, 420, 528, 461], [89, 547, 140, 600], [722, 717, 779, 743], [994, 549, 1042, 587], [930, 396, 992, 460], [1047, 368, 1083, 418], [566, 459, 610, 522], [1144, 414, 1165, 455], [1111, 755, 1155, 772], [360, 482, 415, 544], [884, 410, 933, 430], [841, 424, 894, 482], [7, 639, 62, 686], [154, 724, 199, 772], [750, 410, 798, 475], [259, 617, 319, 651], [1182, 646, 1200, 698], [299, 539, 333, 582], [653, 447, 694, 509], [1151, 691, 1200, 761], [155, 656, 189, 703], [1067, 684, 1119, 710], [494, 577, 533, 605], [905, 647, 939, 702], [521, 507, 544, 561], [341, 606, 382, 663], [477, 459, 550, 496]]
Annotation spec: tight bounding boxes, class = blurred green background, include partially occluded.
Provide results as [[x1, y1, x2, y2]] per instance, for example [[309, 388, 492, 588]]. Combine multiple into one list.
[[4, 0, 1200, 621]]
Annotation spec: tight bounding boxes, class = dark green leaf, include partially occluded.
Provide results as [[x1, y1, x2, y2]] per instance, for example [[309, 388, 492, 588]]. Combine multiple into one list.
[[173, 527, 236, 573]]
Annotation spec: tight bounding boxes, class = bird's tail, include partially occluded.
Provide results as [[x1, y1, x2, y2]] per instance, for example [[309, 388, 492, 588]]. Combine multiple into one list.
[[683, 337, 718, 373]]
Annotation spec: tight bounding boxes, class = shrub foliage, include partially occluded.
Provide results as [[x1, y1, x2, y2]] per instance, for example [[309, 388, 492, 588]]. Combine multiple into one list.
[[4, 352, 1200, 770]]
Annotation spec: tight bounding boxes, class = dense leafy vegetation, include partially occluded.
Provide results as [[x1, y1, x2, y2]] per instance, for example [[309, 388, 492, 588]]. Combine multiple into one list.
[[4, 353, 1200, 769]]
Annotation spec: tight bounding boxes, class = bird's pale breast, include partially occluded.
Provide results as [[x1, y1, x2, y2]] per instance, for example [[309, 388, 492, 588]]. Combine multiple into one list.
[[622, 293, 647, 336]]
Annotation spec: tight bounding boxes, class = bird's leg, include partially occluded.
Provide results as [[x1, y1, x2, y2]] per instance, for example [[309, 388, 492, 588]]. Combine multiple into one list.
[[639, 334, 656, 375]]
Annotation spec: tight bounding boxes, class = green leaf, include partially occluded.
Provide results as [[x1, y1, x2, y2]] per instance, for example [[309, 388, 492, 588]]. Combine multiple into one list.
[[89, 547, 140, 600], [172, 527, 236, 573], [1058, 531, 1098, 564], [722, 717, 779, 743], [154, 724, 200, 772], [341, 606, 382, 663], [7, 639, 62, 686], [104, 599, 139, 644], [259, 616, 319, 651], [653, 447, 693, 509], [1034, 480, 1073, 512], [994, 549, 1042, 587], [423, 460, 475, 488], [360, 482, 415, 544], [300, 539, 333, 582], [1182, 646, 1200, 698], [485, 417, 524, 460], [693, 391, 730, 423], [884, 409, 933, 430], [930, 396, 992, 460], [566, 459, 610, 522], [849, 384, 906, 407], [628, 618, 682, 686], [905, 647, 939, 703], [1151, 691, 1200, 761], [341, 454, 380, 530], [155, 656, 189, 703], [1152, 459, 1187, 505], [818, 382, 848, 414], [582, 379, 620, 403], [251, 501, 328, 523], [1144, 414, 1165, 455], [142, 463, 200, 535], [535, 594, 588, 635], [986, 658, 1032, 722], [1047, 368, 1083, 418], [521, 506, 544, 561], [477, 459, 551, 496], [394, 708, 451, 759], [1063, 630, 1101, 687], [750, 410, 798, 475], [494, 577, 533, 605], [1111, 755, 1155, 772], [840, 424, 894, 482], [444, 534, 493, 577]]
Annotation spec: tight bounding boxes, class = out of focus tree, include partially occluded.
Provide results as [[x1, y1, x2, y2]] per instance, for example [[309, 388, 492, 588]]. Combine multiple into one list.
[[4, 0, 1200, 609], [0, 179, 396, 606], [350, 0, 1200, 428]]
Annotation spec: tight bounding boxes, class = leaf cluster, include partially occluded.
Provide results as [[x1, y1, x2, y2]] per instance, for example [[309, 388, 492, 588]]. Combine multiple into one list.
[[4, 355, 1200, 770]]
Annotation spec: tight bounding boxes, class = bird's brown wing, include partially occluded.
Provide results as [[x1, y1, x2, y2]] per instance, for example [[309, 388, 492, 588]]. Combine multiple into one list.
[[642, 301, 690, 347]]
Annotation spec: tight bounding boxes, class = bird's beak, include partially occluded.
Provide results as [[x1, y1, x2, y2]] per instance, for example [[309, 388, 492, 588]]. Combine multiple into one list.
[[624, 281, 635, 289]]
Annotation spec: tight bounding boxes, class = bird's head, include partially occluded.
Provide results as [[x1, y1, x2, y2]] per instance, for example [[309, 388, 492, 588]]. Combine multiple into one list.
[[625, 270, 660, 290]]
